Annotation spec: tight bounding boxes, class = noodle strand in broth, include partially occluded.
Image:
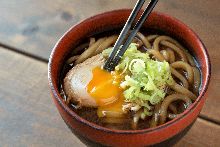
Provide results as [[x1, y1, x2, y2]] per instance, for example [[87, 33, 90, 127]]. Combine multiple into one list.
[[159, 94, 192, 124], [171, 61, 194, 85], [166, 48, 175, 63]]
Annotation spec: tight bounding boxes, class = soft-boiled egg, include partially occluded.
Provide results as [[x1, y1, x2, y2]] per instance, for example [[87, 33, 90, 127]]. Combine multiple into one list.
[[63, 54, 125, 117], [87, 66, 124, 117]]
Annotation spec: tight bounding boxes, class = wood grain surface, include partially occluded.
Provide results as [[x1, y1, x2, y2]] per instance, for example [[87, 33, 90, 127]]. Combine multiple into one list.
[[0, 0, 219, 146], [175, 118, 220, 147], [0, 48, 84, 147]]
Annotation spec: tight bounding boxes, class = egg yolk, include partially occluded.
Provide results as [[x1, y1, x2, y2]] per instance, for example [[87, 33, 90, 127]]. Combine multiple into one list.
[[87, 66, 124, 117]]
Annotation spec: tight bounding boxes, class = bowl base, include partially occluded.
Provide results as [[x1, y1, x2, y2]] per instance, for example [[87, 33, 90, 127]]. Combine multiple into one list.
[[64, 119, 195, 147]]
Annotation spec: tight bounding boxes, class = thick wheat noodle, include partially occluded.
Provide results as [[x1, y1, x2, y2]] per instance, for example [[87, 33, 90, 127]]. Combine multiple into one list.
[[147, 49, 165, 61], [178, 47, 196, 66], [131, 38, 142, 48], [71, 42, 89, 55], [150, 103, 161, 127], [95, 35, 118, 54], [169, 83, 197, 100], [146, 35, 159, 42], [89, 37, 96, 47], [170, 67, 189, 89], [174, 40, 196, 66], [132, 38, 138, 43], [137, 38, 146, 48], [166, 48, 175, 63], [168, 103, 178, 114], [137, 32, 151, 48], [185, 51, 196, 66], [75, 37, 107, 64], [161, 41, 188, 62], [160, 50, 170, 61], [153, 35, 185, 50], [137, 40, 144, 48], [192, 67, 201, 95], [159, 94, 192, 124], [153, 36, 187, 61], [154, 36, 196, 66], [66, 55, 79, 64], [134, 34, 158, 48], [171, 61, 194, 85]]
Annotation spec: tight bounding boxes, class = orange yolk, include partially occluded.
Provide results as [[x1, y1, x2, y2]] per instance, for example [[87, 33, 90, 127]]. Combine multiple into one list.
[[87, 67, 124, 117]]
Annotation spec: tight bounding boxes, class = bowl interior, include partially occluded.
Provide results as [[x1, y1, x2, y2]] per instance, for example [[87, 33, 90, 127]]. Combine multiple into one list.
[[48, 10, 210, 133]]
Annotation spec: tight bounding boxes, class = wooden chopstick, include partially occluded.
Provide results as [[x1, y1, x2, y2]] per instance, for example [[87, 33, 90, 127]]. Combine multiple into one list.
[[103, 0, 158, 71]]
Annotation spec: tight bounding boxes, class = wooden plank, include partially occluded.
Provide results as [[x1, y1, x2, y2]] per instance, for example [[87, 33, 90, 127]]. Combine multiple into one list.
[[175, 118, 220, 147], [0, 0, 136, 60], [0, 0, 219, 122], [0, 47, 219, 146], [0, 48, 84, 147]]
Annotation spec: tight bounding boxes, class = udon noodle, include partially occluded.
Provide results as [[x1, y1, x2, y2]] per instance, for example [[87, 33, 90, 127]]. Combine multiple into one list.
[[61, 32, 201, 130]]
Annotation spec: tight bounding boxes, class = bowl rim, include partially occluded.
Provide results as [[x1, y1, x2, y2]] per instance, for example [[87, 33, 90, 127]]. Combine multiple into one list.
[[48, 9, 211, 134]]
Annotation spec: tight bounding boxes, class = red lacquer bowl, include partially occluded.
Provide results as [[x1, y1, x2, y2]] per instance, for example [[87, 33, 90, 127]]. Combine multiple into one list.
[[48, 9, 211, 146]]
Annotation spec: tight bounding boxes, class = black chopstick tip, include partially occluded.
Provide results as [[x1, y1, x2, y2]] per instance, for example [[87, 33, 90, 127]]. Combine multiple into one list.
[[103, 0, 158, 72]]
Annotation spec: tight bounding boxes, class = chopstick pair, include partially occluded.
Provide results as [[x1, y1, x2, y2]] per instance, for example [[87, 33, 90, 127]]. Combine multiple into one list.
[[103, 0, 158, 72]]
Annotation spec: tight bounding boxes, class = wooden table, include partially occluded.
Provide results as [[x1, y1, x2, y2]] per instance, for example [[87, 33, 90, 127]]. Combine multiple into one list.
[[0, 0, 219, 146]]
